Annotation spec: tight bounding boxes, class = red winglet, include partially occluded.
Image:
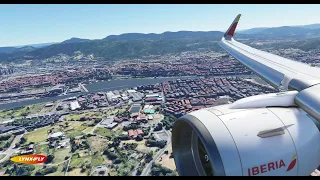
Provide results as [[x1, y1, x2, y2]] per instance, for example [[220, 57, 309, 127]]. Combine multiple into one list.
[[224, 14, 241, 39]]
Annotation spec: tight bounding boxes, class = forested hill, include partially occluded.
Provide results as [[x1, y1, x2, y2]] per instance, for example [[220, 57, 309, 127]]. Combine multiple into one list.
[[1, 24, 320, 63]]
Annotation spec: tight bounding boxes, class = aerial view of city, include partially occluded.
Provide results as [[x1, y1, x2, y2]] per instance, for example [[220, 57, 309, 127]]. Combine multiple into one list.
[[1, 4, 320, 176]]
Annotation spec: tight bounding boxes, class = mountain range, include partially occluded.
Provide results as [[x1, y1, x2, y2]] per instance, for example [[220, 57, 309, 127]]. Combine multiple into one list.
[[1, 23, 320, 63]]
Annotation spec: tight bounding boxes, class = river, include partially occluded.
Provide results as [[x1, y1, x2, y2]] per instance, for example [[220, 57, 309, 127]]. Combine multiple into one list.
[[0, 76, 197, 110], [0, 75, 260, 110]]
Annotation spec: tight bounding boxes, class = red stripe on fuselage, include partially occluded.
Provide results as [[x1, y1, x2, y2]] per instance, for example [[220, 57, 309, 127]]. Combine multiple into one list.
[[227, 22, 238, 36]]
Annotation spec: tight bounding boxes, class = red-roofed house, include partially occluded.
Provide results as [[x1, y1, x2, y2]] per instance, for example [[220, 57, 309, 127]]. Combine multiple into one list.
[[78, 97, 86, 102], [128, 129, 142, 139], [136, 129, 143, 135], [93, 95, 101, 101], [114, 117, 122, 123], [133, 131, 138, 138], [137, 114, 147, 121], [74, 140, 80, 146], [128, 130, 134, 137]]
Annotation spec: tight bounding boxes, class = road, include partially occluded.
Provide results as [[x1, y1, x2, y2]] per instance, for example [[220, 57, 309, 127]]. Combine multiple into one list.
[[145, 114, 164, 138], [42, 155, 72, 167], [0, 133, 24, 163], [140, 129, 171, 176], [90, 165, 108, 176], [131, 159, 144, 176], [79, 83, 88, 92], [63, 156, 72, 175], [61, 86, 70, 96], [64, 156, 72, 175]]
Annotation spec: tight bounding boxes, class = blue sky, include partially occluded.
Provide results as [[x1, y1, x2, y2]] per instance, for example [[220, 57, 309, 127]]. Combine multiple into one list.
[[1, 4, 320, 47]]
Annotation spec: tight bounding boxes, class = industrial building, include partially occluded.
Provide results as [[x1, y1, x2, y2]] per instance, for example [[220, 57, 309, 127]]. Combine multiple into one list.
[[70, 101, 81, 111]]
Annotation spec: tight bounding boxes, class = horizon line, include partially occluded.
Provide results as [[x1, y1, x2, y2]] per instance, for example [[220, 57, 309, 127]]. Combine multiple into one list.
[[2, 22, 320, 48]]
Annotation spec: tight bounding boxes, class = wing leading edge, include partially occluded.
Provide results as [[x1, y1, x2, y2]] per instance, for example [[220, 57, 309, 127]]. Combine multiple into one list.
[[218, 14, 320, 92], [218, 14, 320, 123]]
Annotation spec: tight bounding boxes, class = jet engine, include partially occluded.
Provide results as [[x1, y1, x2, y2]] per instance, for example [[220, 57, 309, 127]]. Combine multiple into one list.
[[172, 91, 320, 176]]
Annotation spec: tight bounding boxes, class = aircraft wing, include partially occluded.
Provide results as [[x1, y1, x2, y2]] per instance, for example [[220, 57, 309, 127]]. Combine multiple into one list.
[[218, 14, 320, 91], [218, 14, 320, 122]]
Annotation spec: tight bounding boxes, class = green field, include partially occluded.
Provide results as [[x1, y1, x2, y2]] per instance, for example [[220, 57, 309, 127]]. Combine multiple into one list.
[[65, 114, 88, 121], [41, 103, 57, 113], [113, 126, 124, 136], [93, 127, 113, 138], [0, 103, 45, 121], [64, 121, 88, 138], [78, 150, 90, 157], [117, 106, 129, 114], [105, 109, 119, 116], [87, 136, 109, 153], [35, 144, 49, 155], [70, 156, 86, 168], [69, 154, 104, 171], [52, 148, 71, 164], [82, 127, 94, 134], [25, 126, 51, 144], [90, 155, 104, 167], [65, 112, 103, 121]]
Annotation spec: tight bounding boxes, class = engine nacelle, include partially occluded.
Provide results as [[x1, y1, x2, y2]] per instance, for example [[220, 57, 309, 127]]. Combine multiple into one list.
[[172, 104, 320, 176]]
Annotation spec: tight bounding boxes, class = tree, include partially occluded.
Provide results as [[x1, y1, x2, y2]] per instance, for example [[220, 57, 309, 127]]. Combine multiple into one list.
[[94, 118, 101, 124], [154, 123, 163, 131], [80, 165, 86, 173], [126, 143, 138, 150], [136, 134, 143, 141], [45, 154, 54, 164], [113, 159, 122, 164], [158, 140, 167, 148], [36, 166, 57, 176], [11, 164, 35, 176], [155, 106, 160, 112], [150, 163, 175, 176], [56, 106, 63, 111], [21, 112, 29, 117], [4, 142, 10, 148], [79, 117, 86, 121], [136, 167, 143, 175], [118, 134, 130, 140]]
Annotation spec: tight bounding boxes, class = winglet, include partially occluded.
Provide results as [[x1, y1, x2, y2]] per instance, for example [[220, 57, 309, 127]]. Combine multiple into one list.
[[224, 14, 241, 39]]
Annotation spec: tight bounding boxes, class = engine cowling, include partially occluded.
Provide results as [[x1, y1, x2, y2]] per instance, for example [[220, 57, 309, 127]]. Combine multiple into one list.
[[172, 104, 320, 176]]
